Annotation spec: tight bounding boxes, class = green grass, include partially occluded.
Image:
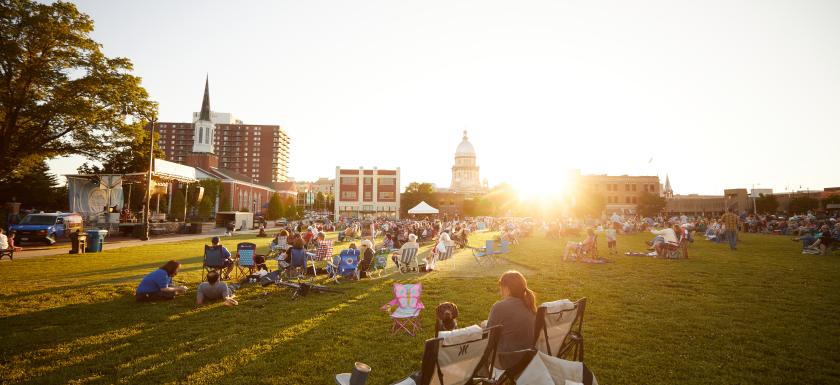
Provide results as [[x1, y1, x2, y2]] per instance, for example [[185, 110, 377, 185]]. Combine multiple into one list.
[[1, 231, 838, 385]]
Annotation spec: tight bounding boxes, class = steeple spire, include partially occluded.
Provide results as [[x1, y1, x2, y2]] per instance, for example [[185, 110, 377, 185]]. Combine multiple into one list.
[[199, 74, 211, 121]]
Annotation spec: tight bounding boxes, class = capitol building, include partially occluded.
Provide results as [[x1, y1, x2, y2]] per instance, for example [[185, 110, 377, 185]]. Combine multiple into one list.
[[449, 130, 488, 194]]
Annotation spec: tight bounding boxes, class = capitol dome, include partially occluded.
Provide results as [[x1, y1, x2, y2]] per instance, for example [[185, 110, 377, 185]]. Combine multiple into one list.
[[455, 130, 475, 156]]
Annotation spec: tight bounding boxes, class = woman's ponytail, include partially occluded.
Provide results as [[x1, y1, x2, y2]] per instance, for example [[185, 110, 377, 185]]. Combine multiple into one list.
[[499, 270, 538, 314]]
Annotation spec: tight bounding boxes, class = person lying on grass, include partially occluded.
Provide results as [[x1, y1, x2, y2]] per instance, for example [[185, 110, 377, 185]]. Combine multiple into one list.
[[481, 270, 537, 370], [135, 260, 188, 302], [196, 271, 238, 306]]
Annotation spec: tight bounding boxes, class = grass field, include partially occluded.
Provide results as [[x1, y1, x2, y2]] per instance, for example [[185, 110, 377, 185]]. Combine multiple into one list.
[[1, 230, 839, 385]]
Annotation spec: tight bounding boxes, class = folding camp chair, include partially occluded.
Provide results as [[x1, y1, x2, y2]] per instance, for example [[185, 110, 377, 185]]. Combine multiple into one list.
[[440, 243, 456, 261], [341, 325, 501, 385], [234, 242, 257, 279], [471, 240, 496, 266], [367, 252, 388, 278], [397, 247, 420, 274], [492, 350, 598, 385], [202, 245, 226, 281], [533, 298, 587, 362], [495, 240, 510, 255], [289, 248, 309, 279], [305, 240, 334, 277], [663, 238, 688, 259], [0, 248, 14, 261], [382, 283, 424, 336], [330, 248, 360, 283]]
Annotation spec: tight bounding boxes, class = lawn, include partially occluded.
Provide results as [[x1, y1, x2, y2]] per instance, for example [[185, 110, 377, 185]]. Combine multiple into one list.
[[1, 230, 838, 385]]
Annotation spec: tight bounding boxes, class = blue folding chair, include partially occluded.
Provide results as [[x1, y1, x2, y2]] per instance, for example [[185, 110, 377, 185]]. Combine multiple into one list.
[[333, 249, 360, 283], [471, 240, 496, 266], [289, 248, 309, 278], [203, 245, 226, 280], [235, 242, 257, 279]]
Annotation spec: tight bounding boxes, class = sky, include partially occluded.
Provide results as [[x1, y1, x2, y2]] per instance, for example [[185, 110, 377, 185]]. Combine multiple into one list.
[[47, 0, 840, 196]]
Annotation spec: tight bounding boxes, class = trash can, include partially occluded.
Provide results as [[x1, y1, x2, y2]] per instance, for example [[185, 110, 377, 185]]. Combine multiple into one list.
[[191, 222, 203, 234], [69, 231, 87, 254], [86, 229, 108, 252]]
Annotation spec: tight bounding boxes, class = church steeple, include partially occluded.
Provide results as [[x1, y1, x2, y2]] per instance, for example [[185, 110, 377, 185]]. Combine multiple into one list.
[[193, 75, 215, 154], [199, 74, 211, 122]]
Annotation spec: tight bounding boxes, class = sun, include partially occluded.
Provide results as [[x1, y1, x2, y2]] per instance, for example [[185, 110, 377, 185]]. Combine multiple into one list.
[[512, 170, 569, 200]]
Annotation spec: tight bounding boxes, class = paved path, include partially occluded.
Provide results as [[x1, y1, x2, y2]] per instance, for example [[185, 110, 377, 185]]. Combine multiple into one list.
[[3, 228, 264, 261]]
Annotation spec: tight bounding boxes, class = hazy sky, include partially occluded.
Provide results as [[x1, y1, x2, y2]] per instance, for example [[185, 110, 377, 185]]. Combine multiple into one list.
[[48, 0, 840, 196]]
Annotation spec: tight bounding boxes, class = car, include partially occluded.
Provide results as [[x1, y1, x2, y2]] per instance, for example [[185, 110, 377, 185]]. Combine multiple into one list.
[[274, 218, 288, 226], [11, 212, 84, 245]]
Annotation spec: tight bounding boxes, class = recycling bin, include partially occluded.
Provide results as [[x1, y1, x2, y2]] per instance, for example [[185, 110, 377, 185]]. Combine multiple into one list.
[[85, 229, 108, 252]]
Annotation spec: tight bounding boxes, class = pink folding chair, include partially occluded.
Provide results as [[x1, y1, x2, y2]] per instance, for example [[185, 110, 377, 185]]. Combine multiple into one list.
[[381, 283, 424, 336]]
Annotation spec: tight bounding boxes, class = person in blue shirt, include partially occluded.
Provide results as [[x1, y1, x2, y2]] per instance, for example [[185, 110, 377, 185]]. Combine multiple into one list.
[[135, 260, 187, 302], [210, 236, 235, 279]]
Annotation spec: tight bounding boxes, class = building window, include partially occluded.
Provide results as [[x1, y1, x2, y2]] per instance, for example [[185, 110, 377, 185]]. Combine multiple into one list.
[[379, 191, 394, 200], [378, 177, 396, 186], [364, 191, 372, 200], [341, 191, 357, 200], [632, 196, 638, 204], [632, 184, 637, 192], [625, 184, 631, 191], [625, 196, 631, 204], [364, 177, 372, 185], [340, 177, 358, 185]]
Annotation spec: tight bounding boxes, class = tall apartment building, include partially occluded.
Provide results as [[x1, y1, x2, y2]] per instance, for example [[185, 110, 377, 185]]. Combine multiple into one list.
[[154, 77, 290, 186], [334, 167, 400, 220]]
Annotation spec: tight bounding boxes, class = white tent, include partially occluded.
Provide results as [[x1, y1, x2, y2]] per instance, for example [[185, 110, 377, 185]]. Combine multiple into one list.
[[407, 201, 439, 215]]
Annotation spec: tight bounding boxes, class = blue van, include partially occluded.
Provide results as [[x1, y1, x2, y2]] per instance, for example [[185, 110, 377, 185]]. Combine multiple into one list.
[[10, 212, 84, 245]]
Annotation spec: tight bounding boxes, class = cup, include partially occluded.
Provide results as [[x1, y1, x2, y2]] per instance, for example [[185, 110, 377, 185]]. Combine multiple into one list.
[[349, 362, 371, 385]]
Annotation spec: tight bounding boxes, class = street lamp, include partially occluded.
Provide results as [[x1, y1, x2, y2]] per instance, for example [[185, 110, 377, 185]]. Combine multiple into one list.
[[142, 117, 157, 241]]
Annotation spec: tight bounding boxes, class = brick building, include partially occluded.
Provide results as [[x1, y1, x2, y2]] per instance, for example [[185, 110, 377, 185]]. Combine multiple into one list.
[[334, 167, 400, 220], [574, 171, 661, 214]]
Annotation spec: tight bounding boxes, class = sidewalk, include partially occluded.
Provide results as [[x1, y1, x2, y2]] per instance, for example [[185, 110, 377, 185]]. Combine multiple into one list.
[[4, 227, 264, 261]]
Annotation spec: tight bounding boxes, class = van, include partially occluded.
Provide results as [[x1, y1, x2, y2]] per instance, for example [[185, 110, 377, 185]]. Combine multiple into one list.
[[10, 212, 84, 245]]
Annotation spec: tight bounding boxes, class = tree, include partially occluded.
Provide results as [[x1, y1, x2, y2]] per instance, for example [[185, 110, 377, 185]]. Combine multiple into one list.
[[76, 130, 164, 175], [0, 160, 64, 211], [788, 196, 819, 214], [637, 192, 666, 217], [196, 179, 220, 221], [314, 192, 326, 212], [400, 182, 436, 216], [325, 193, 335, 213], [0, 0, 157, 179], [267, 193, 283, 220], [755, 193, 779, 214]]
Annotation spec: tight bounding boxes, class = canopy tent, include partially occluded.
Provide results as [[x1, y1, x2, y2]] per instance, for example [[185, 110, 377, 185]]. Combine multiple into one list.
[[407, 201, 439, 215]]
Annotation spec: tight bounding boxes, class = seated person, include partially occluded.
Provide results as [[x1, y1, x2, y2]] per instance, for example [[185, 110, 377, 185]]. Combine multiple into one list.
[[257, 224, 267, 237], [358, 240, 375, 278], [393, 233, 420, 266], [6, 231, 22, 252], [136, 260, 187, 302], [650, 225, 679, 257], [805, 225, 836, 255], [481, 271, 537, 370], [287, 238, 307, 274], [196, 271, 237, 306], [793, 228, 819, 250], [563, 228, 595, 260], [327, 243, 357, 277], [210, 236, 235, 279], [381, 234, 395, 251]]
